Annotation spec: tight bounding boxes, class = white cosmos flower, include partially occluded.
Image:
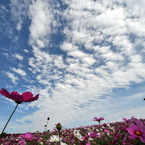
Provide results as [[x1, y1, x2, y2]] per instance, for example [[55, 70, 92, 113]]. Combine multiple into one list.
[[73, 130, 84, 141], [49, 135, 67, 144], [61, 142, 68, 145], [49, 135, 61, 142]]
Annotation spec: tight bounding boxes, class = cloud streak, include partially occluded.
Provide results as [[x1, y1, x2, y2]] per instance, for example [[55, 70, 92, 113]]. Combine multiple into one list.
[[28, 0, 53, 48]]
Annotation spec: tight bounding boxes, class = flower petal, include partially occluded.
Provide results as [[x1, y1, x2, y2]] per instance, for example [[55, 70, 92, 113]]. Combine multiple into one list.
[[10, 91, 20, 96], [0, 89, 23, 102], [24, 94, 39, 102], [0, 88, 10, 98], [22, 92, 33, 100]]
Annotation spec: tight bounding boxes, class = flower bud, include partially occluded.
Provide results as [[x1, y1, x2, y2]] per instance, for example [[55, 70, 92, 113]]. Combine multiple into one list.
[[56, 123, 62, 131]]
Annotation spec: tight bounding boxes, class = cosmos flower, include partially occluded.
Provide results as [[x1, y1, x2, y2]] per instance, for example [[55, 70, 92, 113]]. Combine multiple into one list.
[[104, 129, 111, 135], [122, 118, 128, 122], [18, 139, 26, 145], [0, 88, 39, 134], [88, 132, 98, 138], [73, 130, 84, 141], [130, 117, 141, 124], [93, 117, 104, 124], [127, 121, 145, 143], [49, 135, 67, 145], [19, 133, 33, 141], [0, 88, 39, 103], [49, 135, 61, 142], [86, 141, 91, 145], [60, 142, 68, 145]]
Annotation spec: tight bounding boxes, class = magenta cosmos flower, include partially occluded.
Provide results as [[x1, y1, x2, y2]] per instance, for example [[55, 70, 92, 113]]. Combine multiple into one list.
[[19, 133, 34, 141], [93, 117, 104, 124], [0, 88, 39, 134], [127, 121, 145, 143], [122, 118, 129, 122], [0, 88, 39, 103]]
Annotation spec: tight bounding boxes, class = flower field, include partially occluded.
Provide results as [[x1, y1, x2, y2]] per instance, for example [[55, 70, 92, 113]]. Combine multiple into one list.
[[0, 117, 145, 145], [0, 89, 145, 144]]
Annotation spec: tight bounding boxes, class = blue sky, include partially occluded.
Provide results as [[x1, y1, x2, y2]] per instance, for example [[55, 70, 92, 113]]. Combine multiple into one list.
[[0, 0, 145, 133]]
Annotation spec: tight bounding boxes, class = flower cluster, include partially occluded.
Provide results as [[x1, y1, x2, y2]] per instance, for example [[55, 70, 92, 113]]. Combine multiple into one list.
[[0, 88, 145, 144], [0, 117, 145, 145]]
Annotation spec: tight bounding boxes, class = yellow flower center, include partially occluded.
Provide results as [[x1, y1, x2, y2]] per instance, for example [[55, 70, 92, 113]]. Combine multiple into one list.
[[134, 131, 141, 136]]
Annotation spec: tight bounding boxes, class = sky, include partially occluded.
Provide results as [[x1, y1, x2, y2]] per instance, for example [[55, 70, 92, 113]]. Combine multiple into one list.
[[0, 0, 145, 134]]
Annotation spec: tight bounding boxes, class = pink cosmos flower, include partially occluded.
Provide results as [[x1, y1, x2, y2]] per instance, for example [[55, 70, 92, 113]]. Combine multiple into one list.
[[18, 139, 26, 145], [104, 129, 110, 134], [93, 117, 104, 124], [19, 133, 33, 141], [86, 141, 91, 145], [88, 132, 98, 138], [130, 117, 141, 124], [0, 88, 39, 134], [0, 88, 39, 103], [122, 118, 128, 122], [127, 121, 145, 143]]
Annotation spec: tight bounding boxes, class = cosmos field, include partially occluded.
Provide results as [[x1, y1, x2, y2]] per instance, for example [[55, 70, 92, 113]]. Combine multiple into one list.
[[0, 117, 145, 145]]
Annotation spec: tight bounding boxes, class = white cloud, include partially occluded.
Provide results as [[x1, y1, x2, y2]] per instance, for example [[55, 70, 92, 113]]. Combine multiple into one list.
[[28, 0, 53, 48], [60, 42, 78, 52], [10, 0, 30, 31], [11, 67, 27, 76], [24, 49, 29, 53], [13, 53, 23, 60], [6, 72, 18, 84]]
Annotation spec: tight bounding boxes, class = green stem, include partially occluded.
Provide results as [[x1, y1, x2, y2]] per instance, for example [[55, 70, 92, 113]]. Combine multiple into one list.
[[58, 131, 61, 145], [1, 103, 19, 134]]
